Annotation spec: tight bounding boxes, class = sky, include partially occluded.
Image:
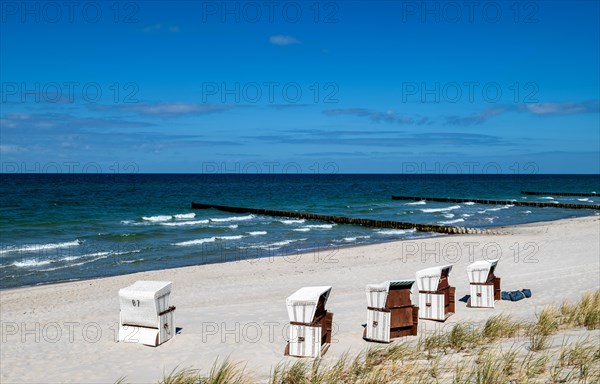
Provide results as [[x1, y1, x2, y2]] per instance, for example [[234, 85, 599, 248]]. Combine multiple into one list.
[[1, 0, 599, 174]]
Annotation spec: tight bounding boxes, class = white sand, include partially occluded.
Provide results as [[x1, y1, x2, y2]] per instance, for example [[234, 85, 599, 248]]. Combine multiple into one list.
[[1, 216, 599, 383]]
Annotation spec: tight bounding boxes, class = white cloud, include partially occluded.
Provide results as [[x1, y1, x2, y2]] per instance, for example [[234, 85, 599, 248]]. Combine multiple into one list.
[[524, 101, 599, 115], [269, 35, 300, 46]]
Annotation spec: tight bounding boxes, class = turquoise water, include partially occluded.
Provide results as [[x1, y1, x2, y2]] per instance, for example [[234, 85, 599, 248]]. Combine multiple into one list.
[[1, 174, 598, 289]]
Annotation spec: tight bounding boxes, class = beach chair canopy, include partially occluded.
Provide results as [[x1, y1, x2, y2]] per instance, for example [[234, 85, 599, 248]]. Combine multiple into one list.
[[366, 280, 414, 308], [286, 286, 332, 324], [416, 265, 452, 291], [119, 281, 172, 328], [467, 259, 499, 283]]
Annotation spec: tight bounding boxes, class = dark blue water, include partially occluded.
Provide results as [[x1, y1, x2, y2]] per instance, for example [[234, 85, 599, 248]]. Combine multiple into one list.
[[1, 174, 598, 289]]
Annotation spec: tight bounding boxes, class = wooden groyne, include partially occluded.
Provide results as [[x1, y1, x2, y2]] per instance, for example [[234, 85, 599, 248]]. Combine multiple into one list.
[[191, 202, 487, 235], [521, 191, 598, 197], [391, 196, 600, 210]]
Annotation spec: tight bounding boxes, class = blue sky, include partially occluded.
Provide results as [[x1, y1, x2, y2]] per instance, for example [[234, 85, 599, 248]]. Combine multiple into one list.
[[1, 1, 599, 173]]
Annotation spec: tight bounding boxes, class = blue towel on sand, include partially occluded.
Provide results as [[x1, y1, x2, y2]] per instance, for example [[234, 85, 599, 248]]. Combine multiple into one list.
[[509, 290, 526, 301], [522, 289, 532, 298]]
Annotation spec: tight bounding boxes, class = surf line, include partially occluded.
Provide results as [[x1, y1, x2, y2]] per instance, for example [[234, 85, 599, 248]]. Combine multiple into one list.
[[191, 202, 488, 235], [391, 196, 599, 210]]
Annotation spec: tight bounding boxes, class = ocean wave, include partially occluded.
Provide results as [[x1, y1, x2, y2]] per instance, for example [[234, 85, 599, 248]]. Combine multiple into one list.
[[462, 214, 471, 217], [442, 213, 455, 218], [174, 213, 196, 220], [142, 215, 172, 222], [247, 231, 267, 236], [160, 219, 209, 227], [248, 238, 307, 249], [173, 237, 216, 246], [438, 218, 465, 225], [293, 228, 311, 232], [375, 229, 416, 235], [523, 210, 532, 214], [280, 219, 306, 224], [341, 236, 371, 242], [420, 205, 461, 213], [12, 249, 139, 270], [477, 205, 514, 213], [0, 240, 81, 256], [12, 259, 53, 268], [541, 197, 554, 200], [227, 225, 238, 229], [464, 202, 476, 205], [210, 215, 255, 223], [217, 235, 244, 241], [405, 201, 426, 205], [305, 224, 335, 229], [578, 198, 589, 202], [60, 251, 111, 262], [119, 258, 144, 264]]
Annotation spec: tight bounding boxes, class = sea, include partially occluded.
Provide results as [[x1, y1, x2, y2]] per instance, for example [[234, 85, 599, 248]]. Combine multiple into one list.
[[1, 174, 598, 289]]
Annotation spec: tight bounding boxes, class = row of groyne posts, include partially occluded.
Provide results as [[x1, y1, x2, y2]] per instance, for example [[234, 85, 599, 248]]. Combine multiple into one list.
[[192, 191, 599, 236]]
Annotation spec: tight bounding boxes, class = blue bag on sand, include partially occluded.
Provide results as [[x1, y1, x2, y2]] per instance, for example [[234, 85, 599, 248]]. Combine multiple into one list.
[[522, 289, 532, 298], [510, 291, 526, 301], [501, 291, 511, 300]]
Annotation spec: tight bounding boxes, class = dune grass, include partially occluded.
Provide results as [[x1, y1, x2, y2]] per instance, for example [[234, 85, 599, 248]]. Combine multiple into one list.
[[119, 290, 599, 384]]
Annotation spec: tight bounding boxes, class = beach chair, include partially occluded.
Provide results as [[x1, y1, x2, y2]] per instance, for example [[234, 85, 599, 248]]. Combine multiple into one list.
[[363, 280, 418, 343], [118, 280, 176, 346], [416, 265, 455, 321], [467, 259, 501, 308], [285, 286, 333, 358]]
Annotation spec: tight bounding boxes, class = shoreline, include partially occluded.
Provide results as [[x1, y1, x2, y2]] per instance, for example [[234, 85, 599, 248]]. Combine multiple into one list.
[[1, 214, 595, 292], [1, 215, 599, 383]]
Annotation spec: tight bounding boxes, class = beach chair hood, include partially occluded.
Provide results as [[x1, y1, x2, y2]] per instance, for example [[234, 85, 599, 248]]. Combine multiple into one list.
[[286, 286, 332, 324]]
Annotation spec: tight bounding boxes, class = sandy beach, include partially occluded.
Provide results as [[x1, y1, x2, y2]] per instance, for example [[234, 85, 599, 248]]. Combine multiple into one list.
[[1, 215, 599, 383]]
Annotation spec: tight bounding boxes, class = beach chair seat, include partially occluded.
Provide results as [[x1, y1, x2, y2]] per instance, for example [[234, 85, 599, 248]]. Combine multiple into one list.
[[416, 265, 455, 321], [363, 280, 418, 343], [118, 280, 176, 346], [285, 286, 333, 358], [467, 259, 500, 308]]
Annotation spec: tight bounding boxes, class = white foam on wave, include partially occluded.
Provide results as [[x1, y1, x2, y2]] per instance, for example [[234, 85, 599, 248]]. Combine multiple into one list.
[[342, 236, 371, 242], [248, 238, 307, 249], [541, 197, 554, 200], [293, 228, 311, 232], [438, 218, 465, 225], [12, 259, 53, 268], [420, 205, 461, 213], [477, 205, 514, 213], [0, 240, 81, 256], [375, 229, 416, 235], [160, 219, 209, 227], [210, 215, 255, 223], [464, 202, 476, 205], [578, 198, 589, 202], [280, 219, 306, 224], [217, 235, 244, 241], [227, 225, 238, 229], [462, 214, 471, 217], [442, 213, 455, 218], [174, 213, 196, 220], [142, 215, 172, 222], [173, 237, 216, 247], [119, 258, 144, 264], [14, 249, 140, 270], [247, 231, 267, 236], [60, 251, 111, 262], [523, 210, 532, 214], [405, 200, 426, 206], [305, 224, 335, 229]]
